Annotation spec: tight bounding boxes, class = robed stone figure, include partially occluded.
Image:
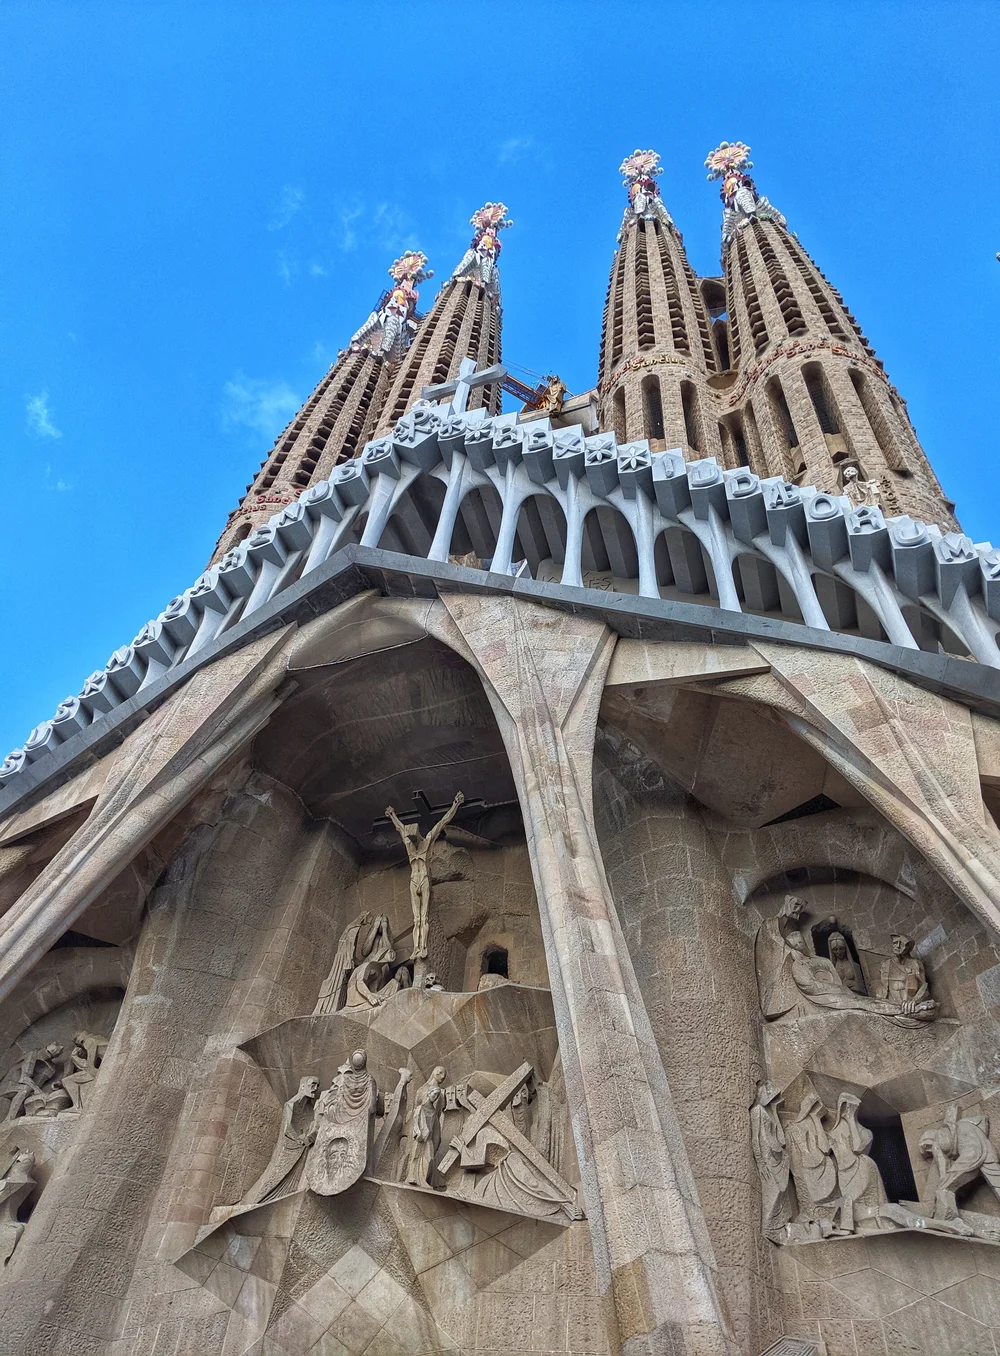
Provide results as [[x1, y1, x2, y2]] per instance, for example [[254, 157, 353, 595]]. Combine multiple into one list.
[[305, 1051, 378, 1196]]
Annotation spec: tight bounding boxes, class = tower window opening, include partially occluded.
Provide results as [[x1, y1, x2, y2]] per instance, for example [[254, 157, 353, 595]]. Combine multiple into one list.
[[655, 228, 690, 353], [634, 223, 656, 351], [642, 376, 665, 441], [713, 319, 731, 371], [609, 248, 626, 370], [849, 369, 907, 472], [722, 414, 749, 468], [612, 387, 627, 443], [767, 378, 799, 472], [726, 276, 742, 364], [681, 381, 702, 453], [736, 235, 768, 353], [680, 253, 714, 368], [802, 362, 841, 435], [755, 228, 806, 335], [743, 402, 763, 469], [482, 946, 509, 978]]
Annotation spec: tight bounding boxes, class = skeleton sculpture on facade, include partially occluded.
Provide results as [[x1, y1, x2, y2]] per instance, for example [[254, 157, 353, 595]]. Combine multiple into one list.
[[348, 251, 433, 363], [705, 141, 788, 248]]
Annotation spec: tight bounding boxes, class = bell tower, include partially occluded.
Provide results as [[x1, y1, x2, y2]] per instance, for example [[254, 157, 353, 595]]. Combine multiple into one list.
[[707, 141, 955, 524], [598, 150, 721, 456], [214, 250, 434, 558], [375, 203, 510, 432]]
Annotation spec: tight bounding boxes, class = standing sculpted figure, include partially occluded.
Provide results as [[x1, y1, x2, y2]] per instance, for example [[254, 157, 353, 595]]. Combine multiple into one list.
[[237, 1076, 320, 1208], [305, 1051, 379, 1196], [750, 1083, 795, 1240], [827, 1093, 886, 1233], [385, 793, 464, 960], [405, 1065, 448, 1190], [61, 1031, 109, 1111], [785, 1093, 838, 1223], [0, 1151, 35, 1265]]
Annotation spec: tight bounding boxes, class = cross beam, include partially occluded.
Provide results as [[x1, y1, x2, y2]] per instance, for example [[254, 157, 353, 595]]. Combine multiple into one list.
[[422, 356, 507, 415]]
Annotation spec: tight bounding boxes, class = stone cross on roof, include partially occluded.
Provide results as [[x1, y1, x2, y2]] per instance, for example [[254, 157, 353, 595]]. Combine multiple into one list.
[[421, 356, 506, 415]]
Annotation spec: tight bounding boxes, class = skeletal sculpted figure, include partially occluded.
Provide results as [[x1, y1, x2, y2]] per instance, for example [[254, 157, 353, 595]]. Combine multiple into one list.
[[314, 912, 396, 1015], [385, 792, 464, 960], [920, 1104, 1000, 1234], [0, 1151, 35, 1265], [237, 1076, 319, 1209], [305, 1051, 379, 1197]]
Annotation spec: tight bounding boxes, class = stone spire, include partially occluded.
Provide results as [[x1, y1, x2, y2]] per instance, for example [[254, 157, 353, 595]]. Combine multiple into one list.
[[707, 140, 955, 523], [598, 150, 720, 455], [213, 251, 435, 559], [375, 204, 510, 431]]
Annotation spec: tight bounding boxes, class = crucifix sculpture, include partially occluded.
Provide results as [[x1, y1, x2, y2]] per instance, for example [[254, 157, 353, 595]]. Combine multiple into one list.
[[421, 356, 507, 415], [384, 792, 465, 960]]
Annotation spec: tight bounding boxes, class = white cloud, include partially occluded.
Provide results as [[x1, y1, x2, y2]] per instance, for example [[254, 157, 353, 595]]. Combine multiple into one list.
[[498, 137, 533, 165], [268, 185, 305, 231], [43, 464, 72, 493], [336, 201, 415, 255], [276, 250, 297, 285], [25, 391, 62, 439], [222, 373, 301, 441], [308, 260, 329, 277]]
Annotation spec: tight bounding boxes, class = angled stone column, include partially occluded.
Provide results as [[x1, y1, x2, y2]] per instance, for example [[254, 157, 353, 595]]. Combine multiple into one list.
[[428, 594, 739, 1356], [723, 643, 1000, 939], [0, 627, 295, 1005]]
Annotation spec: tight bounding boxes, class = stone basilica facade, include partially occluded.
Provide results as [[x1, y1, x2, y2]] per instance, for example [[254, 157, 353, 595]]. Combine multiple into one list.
[[0, 146, 999, 1356]]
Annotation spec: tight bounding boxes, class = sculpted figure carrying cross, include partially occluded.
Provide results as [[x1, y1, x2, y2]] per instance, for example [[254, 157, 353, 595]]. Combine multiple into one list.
[[385, 793, 464, 960]]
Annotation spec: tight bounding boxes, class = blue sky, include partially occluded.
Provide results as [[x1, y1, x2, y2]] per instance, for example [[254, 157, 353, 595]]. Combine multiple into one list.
[[2, 2, 999, 757]]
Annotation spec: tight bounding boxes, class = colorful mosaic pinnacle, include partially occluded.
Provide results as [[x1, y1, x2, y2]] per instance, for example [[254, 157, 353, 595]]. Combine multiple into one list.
[[388, 251, 431, 286], [705, 139, 786, 247], [619, 148, 664, 188], [451, 202, 512, 295], [617, 148, 673, 235], [704, 140, 754, 180]]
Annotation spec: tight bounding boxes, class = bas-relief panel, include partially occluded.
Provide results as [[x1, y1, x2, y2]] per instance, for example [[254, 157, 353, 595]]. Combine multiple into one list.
[[0, 944, 128, 1267], [169, 818, 599, 1355], [736, 817, 1000, 1354]]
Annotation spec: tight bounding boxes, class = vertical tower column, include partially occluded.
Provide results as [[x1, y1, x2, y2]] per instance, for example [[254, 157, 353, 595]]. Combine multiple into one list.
[[598, 152, 721, 459], [214, 251, 435, 559], [377, 202, 510, 432], [706, 140, 956, 523], [429, 594, 740, 1356]]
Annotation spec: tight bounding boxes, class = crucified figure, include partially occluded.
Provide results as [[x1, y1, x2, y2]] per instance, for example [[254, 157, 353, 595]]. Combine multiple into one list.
[[385, 793, 464, 959]]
